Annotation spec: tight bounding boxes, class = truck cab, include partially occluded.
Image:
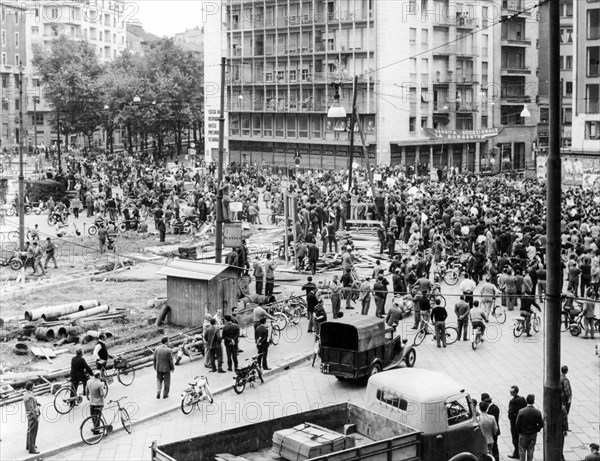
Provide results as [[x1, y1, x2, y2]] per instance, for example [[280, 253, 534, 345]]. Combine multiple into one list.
[[366, 369, 490, 461]]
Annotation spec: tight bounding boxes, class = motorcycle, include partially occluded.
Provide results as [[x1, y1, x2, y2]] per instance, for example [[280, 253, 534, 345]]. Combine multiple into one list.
[[233, 354, 264, 394], [0, 250, 23, 270], [175, 333, 205, 365]]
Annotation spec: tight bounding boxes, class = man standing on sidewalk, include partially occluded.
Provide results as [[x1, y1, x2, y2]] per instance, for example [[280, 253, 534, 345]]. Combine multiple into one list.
[[204, 318, 226, 374], [431, 298, 447, 347], [222, 315, 239, 372], [508, 385, 528, 459], [44, 237, 58, 270], [255, 317, 271, 370], [154, 337, 174, 399], [264, 253, 276, 297], [359, 277, 372, 315], [373, 275, 388, 318], [329, 275, 342, 318], [307, 240, 319, 275], [23, 381, 40, 455], [86, 371, 106, 433], [560, 365, 572, 415], [515, 394, 543, 461], [253, 256, 264, 295], [481, 393, 501, 461], [455, 295, 470, 341]]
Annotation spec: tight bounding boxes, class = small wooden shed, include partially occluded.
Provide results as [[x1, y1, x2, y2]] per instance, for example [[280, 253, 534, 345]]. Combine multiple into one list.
[[156, 261, 239, 327]]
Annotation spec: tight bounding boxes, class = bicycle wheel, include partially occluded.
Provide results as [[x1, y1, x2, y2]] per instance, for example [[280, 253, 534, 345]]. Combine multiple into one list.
[[233, 376, 246, 394], [53, 387, 74, 415], [472, 336, 478, 350], [445, 326, 459, 345], [290, 306, 302, 325], [493, 305, 507, 324], [47, 215, 56, 226], [270, 325, 281, 345], [102, 380, 109, 397], [80, 415, 106, 445], [443, 269, 459, 285], [117, 366, 135, 386], [6, 207, 15, 217], [273, 312, 288, 330], [120, 408, 132, 434], [432, 294, 446, 309], [181, 391, 194, 414], [513, 321, 524, 338], [413, 330, 427, 346], [533, 315, 541, 333]]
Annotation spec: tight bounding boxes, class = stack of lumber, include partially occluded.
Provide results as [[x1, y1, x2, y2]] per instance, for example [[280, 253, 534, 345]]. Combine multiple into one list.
[[272, 423, 355, 461]]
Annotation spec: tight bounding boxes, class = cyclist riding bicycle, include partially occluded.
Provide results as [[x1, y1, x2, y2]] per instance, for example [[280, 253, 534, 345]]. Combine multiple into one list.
[[520, 294, 541, 337], [469, 301, 489, 339], [93, 335, 113, 371]]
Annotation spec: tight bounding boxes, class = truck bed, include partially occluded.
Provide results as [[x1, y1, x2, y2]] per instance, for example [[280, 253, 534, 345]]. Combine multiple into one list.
[[239, 428, 376, 461], [152, 402, 421, 461]]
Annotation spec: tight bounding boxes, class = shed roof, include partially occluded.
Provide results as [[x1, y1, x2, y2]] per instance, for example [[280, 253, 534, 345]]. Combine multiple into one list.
[[156, 261, 232, 281]]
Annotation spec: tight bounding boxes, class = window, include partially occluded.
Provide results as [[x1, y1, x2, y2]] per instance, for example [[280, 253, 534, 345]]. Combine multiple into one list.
[[32, 26, 39, 36], [252, 115, 261, 137], [588, 9, 600, 39], [376, 389, 409, 411], [587, 46, 600, 76], [287, 116, 297, 137], [14, 11, 18, 23], [15, 32, 19, 47], [230, 114, 240, 136], [563, 108, 572, 124], [421, 117, 428, 129], [560, 28, 573, 43], [298, 115, 308, 138], [265, 72, 273, 82], [409, 28, 417, 44], [409, 116, 416, 132], [241, 115, 250, 136], [560, 55, 564, 70], [301, 69, 310, 81], [586, 84, 599, 113], [289, 69, 297, 82], [421, 29, 428, 45], [33, 113, 44, 125], [482, 115, 489, 128], [540, 107, 549, 123], [445, 397, 473, 426], [585, 121, 600, 140], [1, 31, 5, 46], [565, 55, 573, 70], [565, 81, 573, 96], [275, 114, 285, 137], [15, 54, 19, 66], [277, 70, 285, 81], [1, 53, 6, 65], [50, 8, 59, 19], [263, 114, 273, 137], [311, 116, 322, 138]]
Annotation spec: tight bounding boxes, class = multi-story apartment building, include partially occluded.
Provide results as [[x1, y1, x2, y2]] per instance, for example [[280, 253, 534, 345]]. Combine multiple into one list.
[[126, 23, 160, 55], [571, 0, 600, 155], [24, 0, 127, 147], [0, 3, 27, 149], [174, 26, 204, 60], [205, 0, 500, 170], [491, 0, 539, 171]]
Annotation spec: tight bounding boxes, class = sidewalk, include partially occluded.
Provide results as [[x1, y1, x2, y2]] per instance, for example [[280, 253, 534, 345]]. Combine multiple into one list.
[[0, 318, 315, 461]]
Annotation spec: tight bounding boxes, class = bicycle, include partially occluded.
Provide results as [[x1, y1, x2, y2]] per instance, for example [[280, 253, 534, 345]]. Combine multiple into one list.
[[512, 308, 541, 338], [54, 380, 108, 415], [80, 396, 132, 445], [413, 321, 458, 346], [471, 323, 484, 350], [99, 355, 136, 387], [429, 284, 447, 309], [568, 312, 600, 337], [269, 320, 282, 346], [181, 375, 214, 415]]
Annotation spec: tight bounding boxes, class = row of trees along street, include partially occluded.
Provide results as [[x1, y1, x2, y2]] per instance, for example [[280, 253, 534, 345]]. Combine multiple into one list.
[[32, 36, 204, 161]]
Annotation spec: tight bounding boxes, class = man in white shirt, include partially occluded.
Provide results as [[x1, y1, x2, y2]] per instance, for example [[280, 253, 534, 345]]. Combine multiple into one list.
[[460, 273, 477, 309]]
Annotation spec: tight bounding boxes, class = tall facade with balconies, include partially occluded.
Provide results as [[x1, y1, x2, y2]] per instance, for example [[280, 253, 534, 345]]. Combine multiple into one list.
[[205, 0, 497, 170], [24, 0, 127, 147], [571, 1, 600, 154], [0, 3, 27, 149], [492, 0, 539, 170]]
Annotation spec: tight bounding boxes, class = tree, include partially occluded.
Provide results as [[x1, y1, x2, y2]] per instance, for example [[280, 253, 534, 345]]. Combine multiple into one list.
[[32, 36, 104, 151]]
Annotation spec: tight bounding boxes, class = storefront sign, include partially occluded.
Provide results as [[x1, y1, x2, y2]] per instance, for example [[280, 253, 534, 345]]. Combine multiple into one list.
[[423, 128, 501, 141]]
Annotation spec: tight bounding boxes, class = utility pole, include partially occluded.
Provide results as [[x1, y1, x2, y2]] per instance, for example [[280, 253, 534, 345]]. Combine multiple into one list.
[[215, 56, 226, 263], [18, 67, 25, 251], [544, 0, 562, 459], [346, 75, 358, 222], [33, 92, 37, 149]]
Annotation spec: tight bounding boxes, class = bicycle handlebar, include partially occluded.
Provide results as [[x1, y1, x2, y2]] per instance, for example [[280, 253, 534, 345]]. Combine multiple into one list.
[[107, 396, 127, 405]]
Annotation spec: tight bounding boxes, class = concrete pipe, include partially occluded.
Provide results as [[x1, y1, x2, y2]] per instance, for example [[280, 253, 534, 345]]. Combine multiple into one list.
[[45, 327, 57, 342], [35, 327, 49, 341], [25, 300, 100, 322], [60, 305, 110, 320]]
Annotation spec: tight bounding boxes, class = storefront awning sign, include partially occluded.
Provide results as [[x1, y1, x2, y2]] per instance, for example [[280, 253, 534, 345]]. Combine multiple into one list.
[[423, 127, 502, 141]]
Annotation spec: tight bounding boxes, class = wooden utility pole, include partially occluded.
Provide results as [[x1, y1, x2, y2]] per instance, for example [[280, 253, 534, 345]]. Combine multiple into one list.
[[215, 57, 226, 263]]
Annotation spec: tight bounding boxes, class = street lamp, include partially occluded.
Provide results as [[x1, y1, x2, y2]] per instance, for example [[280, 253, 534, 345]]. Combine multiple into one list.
[[327, 83, 347, 119], [520, 104, 531, 119]]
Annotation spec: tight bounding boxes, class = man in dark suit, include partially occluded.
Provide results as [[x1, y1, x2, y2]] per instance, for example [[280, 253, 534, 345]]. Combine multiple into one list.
[[515, 394, 543, 461], [222, 315, 240, 372], [307, 241, 319, 275], [153, 337, 174, 399], [204, 318, 226, 373], [507, 385, 528, 459], [481, 393, 501, 461], [255, 317, 271, 370], [70, 348, 93, 399]]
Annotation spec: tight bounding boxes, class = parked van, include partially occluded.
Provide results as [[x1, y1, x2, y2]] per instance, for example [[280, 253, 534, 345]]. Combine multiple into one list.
[[366, 368, 491, 461]]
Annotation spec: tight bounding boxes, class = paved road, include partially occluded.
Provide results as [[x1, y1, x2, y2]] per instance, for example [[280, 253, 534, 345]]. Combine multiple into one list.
[[38, 280, 600, 461]]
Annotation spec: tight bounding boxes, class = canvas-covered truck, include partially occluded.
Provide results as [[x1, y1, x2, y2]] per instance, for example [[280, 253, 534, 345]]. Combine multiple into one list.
[[151, 369, 490, 461]]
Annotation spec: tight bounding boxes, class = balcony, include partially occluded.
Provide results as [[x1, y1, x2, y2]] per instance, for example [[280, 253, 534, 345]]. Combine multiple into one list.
[[500, 92, 532, 104], [456, 17, 477, 29], [455, 73, 479, 84], [502, 0, 530, 16], [501, 65, 531, 75], [433, 102, 451, 112], [587, 101, 600, 114], [501, 36, 532, 46], [433, 44, 478, 56], [433, 71, 454, 85], [588, 64, 600, 77]]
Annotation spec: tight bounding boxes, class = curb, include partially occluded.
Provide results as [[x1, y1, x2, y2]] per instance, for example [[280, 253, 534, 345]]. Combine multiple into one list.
[[21, 352, 313, 461]]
